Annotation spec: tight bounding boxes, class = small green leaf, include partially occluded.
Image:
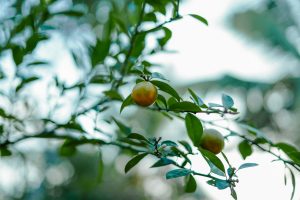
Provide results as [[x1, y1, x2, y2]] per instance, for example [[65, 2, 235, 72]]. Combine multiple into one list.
[[151, 158, 175, 168], [274, 143, 300, 164], [120, 94, 134, 113], [104, 90, 123, 101], [185, 113, 203, 146], [207, 179, 229, 190], [185, 175, 197, 193], [156, 94, 168, 109], [0, 147, 12, 157], [151, 80, 181, 101], [179, 140, 193, 154], [53, 10, 84, 17], [166, 169, 192, 179], [206, 159, 226, 177], [289, 168, 295, 200], [231, 187, 238, 200], [200, 148, 225, 173], [97, 151, 104, 183], [127, 133, 148, 142], [169, 101, 201, 112], [222, 94, 234, 109], [59, 140, 77, 157], [189, 14, 208, 26], [112, 118, 131, 135], [161, 140, 177, 147], [158, 27, 172, 47], [238, 163, 258, 170], [238, 140, 252, 160], [125, 153, 148, 173], [188, 88, 205, 106]]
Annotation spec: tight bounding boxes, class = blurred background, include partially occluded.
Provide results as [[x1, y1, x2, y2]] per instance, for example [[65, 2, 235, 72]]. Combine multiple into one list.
[[0, 0, 299, 199]]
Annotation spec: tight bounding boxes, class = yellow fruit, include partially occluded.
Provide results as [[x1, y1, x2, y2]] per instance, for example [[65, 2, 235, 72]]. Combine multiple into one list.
[[200, 129, 224, 154], [131, 81, 157, 107]]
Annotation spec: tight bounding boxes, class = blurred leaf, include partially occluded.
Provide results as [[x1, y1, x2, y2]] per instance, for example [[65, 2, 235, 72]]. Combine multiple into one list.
[[144, 12, 157, 22], [189, 14, 208, 26], [289, 168, 295, 200], [151, 80, 181, 101], [120, 94, 134, 113], [222, 94, 234, 109], [12, 45, 24, 65], [104, 90, 123, 101], [238, 140, 252, 160], [90, 75, 111, 84], [112, 117, 131, 135], [166, 169, 192, 179], [238, 163, 258, 170], [167, 97, 178, 107], [185, 113, 203, 146], [16, 76, 39, 92], [59, 140, 77, 157], [185, 175, 197, 193], [169, 101, 201, 112], [26, 33, 49, 53], [97, 151, 104, 183], [52, 10, 84, 17], [151, 72, 168, 81], [158, 27, 172, 47], [125, 153, 148, 173], [91, 39, 111, 67], [127, 133, 148, 142], [151, 158, 175, 168], [0, 147, 12, 157]]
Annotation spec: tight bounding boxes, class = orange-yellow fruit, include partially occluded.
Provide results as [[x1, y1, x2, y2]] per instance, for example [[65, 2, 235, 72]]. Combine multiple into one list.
[[131, 81, 158, 107], [200, 129, 224, 154]]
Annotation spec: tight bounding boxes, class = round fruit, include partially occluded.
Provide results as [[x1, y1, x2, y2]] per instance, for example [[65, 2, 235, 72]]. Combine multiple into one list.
[[200, 129, 224, 154], [131, 81, 158, 107]]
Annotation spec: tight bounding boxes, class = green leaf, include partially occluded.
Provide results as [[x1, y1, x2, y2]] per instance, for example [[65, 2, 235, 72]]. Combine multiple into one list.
[[97, 151, 104, 183], [125, 153, 148, 173], [12, 45, 24, 65], [156, 94, 168, 109], [104, 90, 123, 101], [274, 143, 300, 164], [0, 147, 12, 157], [188, 88, 205, 106], [289, 168, 295, 200], [222, 94, 234, 109], [53, 10, 84, 17], [200, 148, 225, 173], [231, 187, 238, 200], [151, 158, 175, 168], [120, 94, 134, 113], [179, 140, 193, 154], [185, 113, 203, 146], [238, 163, 258, 170], [238, 140, 252, 160], [206, 158, 226, 177], [169, 101, 201, 112], [161, 140, 177, 147], [167, 97, 178, 107], [151, 80, 181, 101], [59, 140, 77, 157], [207, 179, 229, 190], [91, 39, 111, 67], [127, 133, 148, 142], [185, 175, 197, 193], [112, 118, 131, 135], [189, 14, 208, 26], [158, 27, 172, 47], [166, 169, 192, 179]]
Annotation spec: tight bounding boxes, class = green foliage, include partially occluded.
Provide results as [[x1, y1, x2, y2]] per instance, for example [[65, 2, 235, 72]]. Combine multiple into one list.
[[0, 1, 299, 199]]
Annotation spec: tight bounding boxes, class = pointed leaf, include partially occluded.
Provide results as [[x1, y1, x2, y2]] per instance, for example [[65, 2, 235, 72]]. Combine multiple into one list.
[[125, 153, 148, 173]]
